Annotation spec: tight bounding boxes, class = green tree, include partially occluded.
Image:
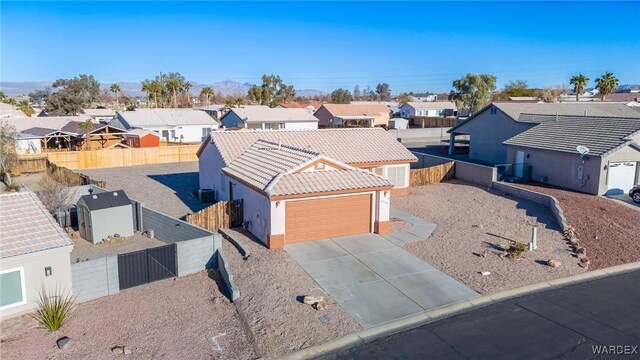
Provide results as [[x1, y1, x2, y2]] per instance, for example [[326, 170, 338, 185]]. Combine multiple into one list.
[[397, 92, 411, 105], [77, 119, 94, 150], [0, 121, 17, 185], [247, 74, 296, 106], [182, 81, 192, 107], [569, 74, 589, 101], [109, 83, 121, 106], [166, 73, 184, 108], [595, 72, 619, 101], [353, 84, 362, 101], [330, 88, 352, 104], [449, 73, 497, 113], [45, 74, 100, 115], [17, 100, 35, 117], [375, 83, 391, 101], [200, 87, 214, 106], [29, 88, 51, 107], [494, 80, 537, 100], [0, 91, 5, 102]]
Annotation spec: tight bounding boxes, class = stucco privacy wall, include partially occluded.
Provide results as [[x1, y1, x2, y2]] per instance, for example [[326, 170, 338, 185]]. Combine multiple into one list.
[[217, 250, 240, 301], [71, 256, 119, 303], [411, 152, 497, 187], [389, 128, 451, 143], [0, 246, 73, 318], [492, 182, 568, 232]]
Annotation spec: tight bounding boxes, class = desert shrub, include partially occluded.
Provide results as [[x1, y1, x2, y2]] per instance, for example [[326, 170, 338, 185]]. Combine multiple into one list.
[[30, 286, 76, 332], [504, 241, 527, 259]]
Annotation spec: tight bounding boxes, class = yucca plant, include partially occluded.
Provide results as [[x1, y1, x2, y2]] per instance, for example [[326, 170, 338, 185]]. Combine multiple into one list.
[[30, 286, 76, 332]]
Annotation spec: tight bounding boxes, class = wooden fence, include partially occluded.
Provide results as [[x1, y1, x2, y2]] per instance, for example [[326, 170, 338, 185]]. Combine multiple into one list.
[[11, 155, 49, 175], [16, 144, 200, 170], [410, 117, 457, 128], [184, 199, 243, 232], [410, 161, 455, 186]]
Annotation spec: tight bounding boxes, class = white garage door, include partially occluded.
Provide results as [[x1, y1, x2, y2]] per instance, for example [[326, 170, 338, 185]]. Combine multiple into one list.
[[607, 162, 637, 194]]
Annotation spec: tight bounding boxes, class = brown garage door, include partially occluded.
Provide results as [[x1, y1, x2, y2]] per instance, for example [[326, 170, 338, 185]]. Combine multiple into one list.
[[285, 194, 372, 243]]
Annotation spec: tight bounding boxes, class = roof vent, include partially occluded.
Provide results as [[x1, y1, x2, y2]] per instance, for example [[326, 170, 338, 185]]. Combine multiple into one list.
[[113, 192, 118, 196], [92, 195, 98, 199]]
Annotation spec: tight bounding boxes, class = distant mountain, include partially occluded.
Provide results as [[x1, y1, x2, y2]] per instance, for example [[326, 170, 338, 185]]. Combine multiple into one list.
[[1, 79, 326, 98]]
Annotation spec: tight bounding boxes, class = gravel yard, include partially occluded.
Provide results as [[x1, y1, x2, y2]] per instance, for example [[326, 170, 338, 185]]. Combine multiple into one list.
[[0, 271, 256, 360], [79, 162, 205, 218], [221, 229, 361, 358], [70, 232, 168, 262], [392, 180, 585, 294], [515, 183, 640, 269]]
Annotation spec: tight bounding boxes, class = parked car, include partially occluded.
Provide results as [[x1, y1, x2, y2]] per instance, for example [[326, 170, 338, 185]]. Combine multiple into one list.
[[630, 185, 640, 204]]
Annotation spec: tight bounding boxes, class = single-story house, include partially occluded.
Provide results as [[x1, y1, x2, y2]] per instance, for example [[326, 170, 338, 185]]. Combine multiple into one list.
[[220, 139, 393, 248], [503, 115, 640, 195], [389, 118, 409, 130], [111, 109, 219, 143], [15, 127, 79, 153], [199, 104, 227, 120], [409, 93, 438, 102], [448, 102, 640, 165], [220, 106, 319, 130], [77, 190, 134, 243], [198, 128, 417, 204], [81, 108, 117, 123], [314, 104, 390, 128], [399, 101, 457, 118], [124, 129, 160, 148], [61, 121, 128, 149], [0, 192, 74, 319], [3, 115, 87, 133], [276, 103, 323, 114]]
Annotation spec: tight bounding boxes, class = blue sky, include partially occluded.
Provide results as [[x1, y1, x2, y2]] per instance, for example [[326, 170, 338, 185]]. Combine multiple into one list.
[[1, 1, 639, 93]]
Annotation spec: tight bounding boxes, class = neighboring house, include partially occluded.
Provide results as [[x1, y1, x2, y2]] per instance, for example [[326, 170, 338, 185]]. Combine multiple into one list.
[[199, 104, 227, 120], [448, 102, 640, 165], [76, 190, 135, 244], [112, 109, 219, 143], [15, 127, 78, 153], [124, 129, 160, 148], [197, 128, 417, 206], [220, 106, 319, 130], [0, 192, 74, 319], [220, 139, 393, 248], [61, 121, 128, 149], [81, 108, 117, 123], [389, 118, 409, 130], [399, 101, 457, 118], [314, 103, 390, 128], [409, 93, 438, 102], [3, 115, 87, 133], [503, 115, 640, 195], [617, 85, 640, 93], [276, 103, 322, 114], [508, 97, 542, 102]]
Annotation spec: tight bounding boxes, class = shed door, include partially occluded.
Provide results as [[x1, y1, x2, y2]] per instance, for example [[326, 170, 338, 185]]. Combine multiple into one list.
[[285, 194, 372, 243], [607, 162, 637, 194]]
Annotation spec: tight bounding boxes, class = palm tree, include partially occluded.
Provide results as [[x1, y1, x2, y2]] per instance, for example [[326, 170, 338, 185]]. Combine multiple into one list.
[[166, 77, 181, 108], [595, 72, 619, 101], [110, 84, 121, 107], [77, 119, 94, 150], [17, 100, 35, 117], [0, 91, 5, 102], [200, 87, 213, 106], [569, 74, 589, 101], [182, 82, 192, 107]]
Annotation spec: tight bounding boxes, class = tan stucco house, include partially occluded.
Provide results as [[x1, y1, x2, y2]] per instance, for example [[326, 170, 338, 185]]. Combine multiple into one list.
[[197, 128, 417, 248], [503, 115, 640, 195], [314, 103, 390, 128], [0, 192, 74, 319]]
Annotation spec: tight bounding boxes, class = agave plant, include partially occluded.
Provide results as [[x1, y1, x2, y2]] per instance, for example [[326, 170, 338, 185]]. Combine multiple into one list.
[[30, 285, 76, 332]]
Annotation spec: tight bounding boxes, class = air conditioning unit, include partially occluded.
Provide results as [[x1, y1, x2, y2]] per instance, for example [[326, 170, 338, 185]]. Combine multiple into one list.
[[198, 189, 216, 203]]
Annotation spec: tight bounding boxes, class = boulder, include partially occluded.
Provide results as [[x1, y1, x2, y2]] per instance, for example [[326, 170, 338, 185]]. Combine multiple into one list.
[[313, 302, 328, 311], [547, 259, 561, 268], [303, 295, 323, 305], [56, 336, 73, 350], [112, 346, 125, 355], [575, 247, 587, 255]]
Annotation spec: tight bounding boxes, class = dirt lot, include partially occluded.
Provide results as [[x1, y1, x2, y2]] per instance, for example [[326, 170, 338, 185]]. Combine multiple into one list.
[[70, 231, 168, 262], [0, 271, 256, 360], [79, 162, 206, 218], [515, 183, 640, 269], [222, 229, 361, 358], [392, 180, 585, 294]]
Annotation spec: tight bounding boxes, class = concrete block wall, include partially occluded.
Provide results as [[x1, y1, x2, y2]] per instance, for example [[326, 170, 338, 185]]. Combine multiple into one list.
[[454, 161, 497, 188], [410, 152, 452, 168], [217, 250, 240, 301], [492, 182, 568, 231], [141, 207, 211, 242], [175, 234, 222, 276], [71, 256, 119, 303], [390, 128, 451, 143]]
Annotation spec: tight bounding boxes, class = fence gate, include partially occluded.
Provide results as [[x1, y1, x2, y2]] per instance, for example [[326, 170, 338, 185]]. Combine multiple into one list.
[[229, 199, 244, 227], [117, 243, 177, 290]]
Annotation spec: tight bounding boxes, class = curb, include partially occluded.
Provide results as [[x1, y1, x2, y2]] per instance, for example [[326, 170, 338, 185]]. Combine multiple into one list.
[[280, 261, 640, 360]]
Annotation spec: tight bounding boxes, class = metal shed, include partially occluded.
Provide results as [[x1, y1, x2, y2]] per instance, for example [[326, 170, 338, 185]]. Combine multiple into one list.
[[76, 190, 134, 244]]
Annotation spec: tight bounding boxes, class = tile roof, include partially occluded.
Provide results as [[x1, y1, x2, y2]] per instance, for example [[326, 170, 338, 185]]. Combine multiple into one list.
[[205, 128, 417, 165], [116, 109, 217, 128], [0, 192, 73, 259], [319, 103, 390, 117], [222, 139, 392, 197], [223, 140, 320, 191], [402, 101, 457, 110], [224, 106, 319, 123], [503, 115, 640, 156], [270, 169, 391, 197]]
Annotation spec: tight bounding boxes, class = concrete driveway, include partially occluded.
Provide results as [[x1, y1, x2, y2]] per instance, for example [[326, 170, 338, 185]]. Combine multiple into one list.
[[286, 234, 478, 328], [606, 193, 640, 210]]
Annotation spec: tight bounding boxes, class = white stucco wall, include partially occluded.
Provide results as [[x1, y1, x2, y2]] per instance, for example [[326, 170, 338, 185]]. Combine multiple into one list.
[[283, 121, 318, 130], [198, 142, 228, 201], [138, 124, 217, 143], [0, 246, 73, 319], [15, 138, 42, 154]]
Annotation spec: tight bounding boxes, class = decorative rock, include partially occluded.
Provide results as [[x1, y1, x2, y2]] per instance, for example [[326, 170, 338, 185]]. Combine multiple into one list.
[[303, 295, 323, 305], [547, 259, 561, 268], [56, 336, 73, 350], [114, 233, 121, 238], [580, 257, 590, 263], [112, 346, 125, 355], [124, 347, 132, 355], [147, 229, 155, 239], [480, 250, 488, 258], [575, 247, 586, 255], [313, 302, 328, 311], [577, 253, 588, 260], [579, 261, 590, 268], [480, 271, 491, 276]]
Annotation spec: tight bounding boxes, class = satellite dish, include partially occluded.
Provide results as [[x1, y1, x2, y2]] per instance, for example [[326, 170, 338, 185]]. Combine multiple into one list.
[[576, 145, 589, 156]]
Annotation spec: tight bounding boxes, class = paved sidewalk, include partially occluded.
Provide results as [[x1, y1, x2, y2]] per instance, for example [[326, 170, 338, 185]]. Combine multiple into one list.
[[383, 209, 437, 247], [286, 234, 477, 328]]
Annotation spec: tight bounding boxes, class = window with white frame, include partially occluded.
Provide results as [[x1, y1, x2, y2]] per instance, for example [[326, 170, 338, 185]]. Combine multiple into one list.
[[0, 267, 26, 310], [386, 166, 407, 187]]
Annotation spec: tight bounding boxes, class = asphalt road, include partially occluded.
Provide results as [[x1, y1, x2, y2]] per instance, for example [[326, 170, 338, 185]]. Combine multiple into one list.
[[324, 270, 640, 360]]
